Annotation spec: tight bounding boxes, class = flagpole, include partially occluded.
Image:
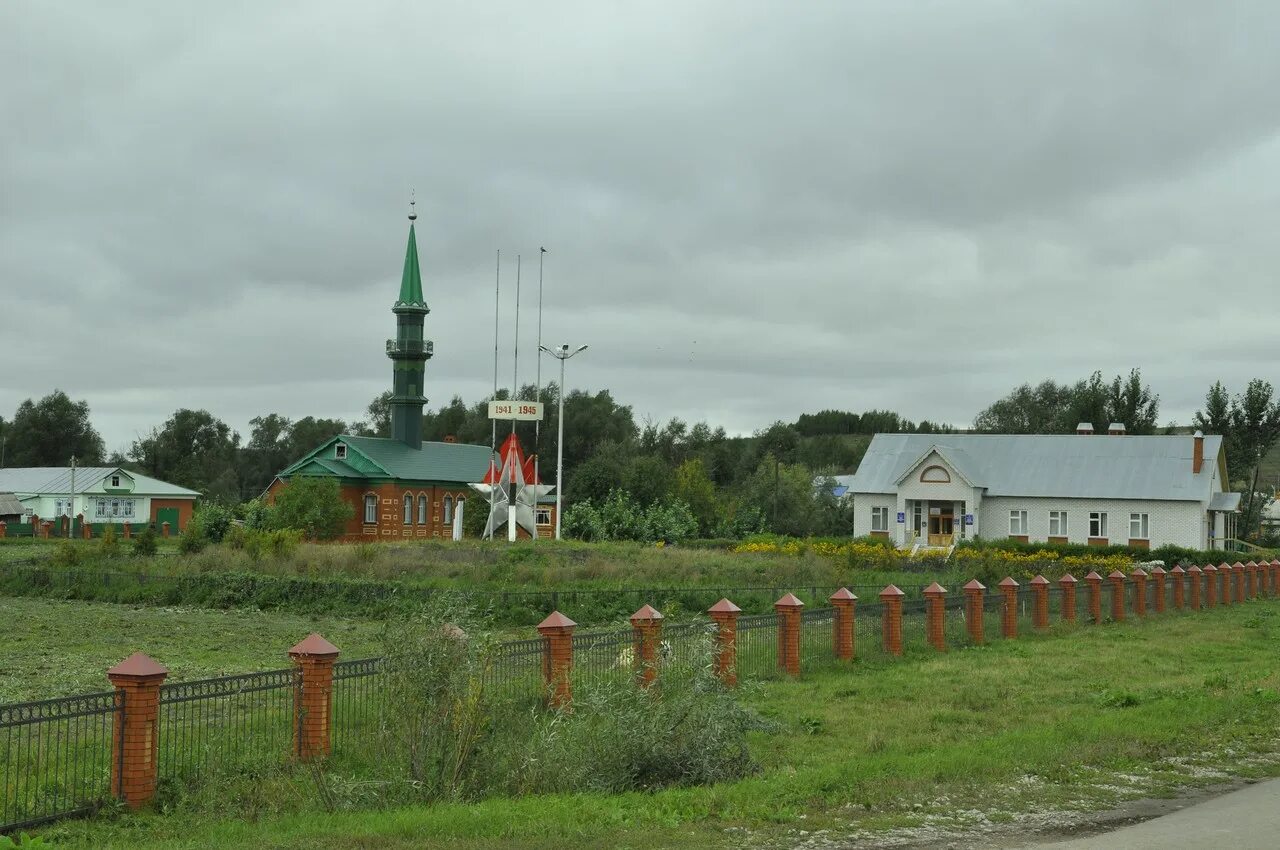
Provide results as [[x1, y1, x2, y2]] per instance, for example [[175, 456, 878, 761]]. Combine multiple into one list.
[[534, 247, 546, 538], [488, 249, 501, 540]]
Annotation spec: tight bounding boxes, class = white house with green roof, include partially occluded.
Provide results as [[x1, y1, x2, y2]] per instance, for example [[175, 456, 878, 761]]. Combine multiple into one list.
[[0, 466, 200, 533]]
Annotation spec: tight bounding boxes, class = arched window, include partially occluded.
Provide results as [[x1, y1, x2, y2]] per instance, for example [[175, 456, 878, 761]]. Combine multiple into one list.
[[403, 494, 413, 524], [363, 494, 377, 524], [443, 495, 454, 525], [418, 494, 428, 525], [920, 465, 951, 483]]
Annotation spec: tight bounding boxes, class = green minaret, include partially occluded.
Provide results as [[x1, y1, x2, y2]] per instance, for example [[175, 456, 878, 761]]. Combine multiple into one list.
[[388, 203, 432, 448]]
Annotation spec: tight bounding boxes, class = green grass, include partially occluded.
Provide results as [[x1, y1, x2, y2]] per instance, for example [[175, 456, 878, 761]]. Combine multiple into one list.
[[38, 599, 1280, 849], [0, 597, 384, 702]]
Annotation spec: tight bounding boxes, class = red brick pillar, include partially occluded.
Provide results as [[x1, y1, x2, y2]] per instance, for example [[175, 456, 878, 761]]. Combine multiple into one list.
[[774, 593, 804, 677], [1203, 564, 1218, 608], [1272, 559, 1280, 596], [288, 633, 339, 761], [963, 579, 985, 644], [1030, 575, 1049, 630], [1219, 562, 1234, 607], [1170, 565, 1185, 610], [1232, 562, 1245, 605], [1187, 565, 1202, 610], [829, 588, 857, 661], [0, 521, 5, 539], [40, 520, 51, 539], [1131, 569, 1147, 618], [708, 599, 741, 686], [107, 652, 169, 809], [1150, 566, 1166, 613], [1246, 561, 1258, 600], [123, 521, 132, 539], [999, 577, 1019, 638], [1059, 573, 1077, 623], [1085, 571, 1103, 625], [79, 514, 90, 539], [538, 611, 577, 709], [880, 585, 904, 656], [924, 583, 947, 651], [1109, 570, 1126, 622], [161, 521, 171, 539], [630, 604, 664, 688]]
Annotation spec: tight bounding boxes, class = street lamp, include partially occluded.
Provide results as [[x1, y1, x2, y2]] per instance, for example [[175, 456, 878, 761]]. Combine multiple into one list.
[[539, 343, 588, 540]]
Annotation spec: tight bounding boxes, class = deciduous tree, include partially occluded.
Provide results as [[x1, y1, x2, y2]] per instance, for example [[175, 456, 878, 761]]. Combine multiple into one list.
[[5, 390, 105, 466]]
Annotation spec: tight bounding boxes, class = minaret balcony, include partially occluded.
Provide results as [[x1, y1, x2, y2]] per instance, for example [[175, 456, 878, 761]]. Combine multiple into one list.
[[386, 339, 433, 358]]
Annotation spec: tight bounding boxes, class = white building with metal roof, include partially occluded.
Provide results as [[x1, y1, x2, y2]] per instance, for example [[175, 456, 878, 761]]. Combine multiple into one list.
[[835, 427, 1240, 551], [0, 467, 200, 531]]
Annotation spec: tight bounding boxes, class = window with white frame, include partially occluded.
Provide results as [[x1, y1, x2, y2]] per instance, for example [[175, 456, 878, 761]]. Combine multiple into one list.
[[418, 494, 427, 525], [110, 475, 121, 488], [402, 494, 413, 524], [1009, 510, 1028, 536], [443, 495, 454, 525], [536, 508, 552, 526], [335, 443, 347, 460], [1129, 512, 1149, 540], [1089, 511, 1108, 538], [871, 506, 889, 532], [1049, 511, 1067, 537], [364, 494, 377, 524]]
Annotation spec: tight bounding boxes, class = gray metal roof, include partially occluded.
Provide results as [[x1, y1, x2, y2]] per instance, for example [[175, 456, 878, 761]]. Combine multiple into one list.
[[1209, 492, 1242, 512], [0, 467, 200, 498], [0, 492, 23, 516], [840, 433, 1228, 503]]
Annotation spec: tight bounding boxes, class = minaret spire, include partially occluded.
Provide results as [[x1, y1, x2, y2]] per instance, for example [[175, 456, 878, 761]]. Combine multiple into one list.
[[388, 200, 432, 448]]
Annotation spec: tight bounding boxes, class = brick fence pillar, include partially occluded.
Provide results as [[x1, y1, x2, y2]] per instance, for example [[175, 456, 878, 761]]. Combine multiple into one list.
[[880, 585, 904, 656], [1170, 565, 1185, 610], [708, 599, 741, 686], [1109, 570, 1126, 622], [1150, 566, 1166, 613], [123, 521, 132, 539], [288, 633, 339, 761], [537, 611, 577, 709], [1085, 571, 1103, 625], [0, 521, 5, 539], [1059, 573, 1077, 623], [1219, 562, 1234, 607], [40, 520, 51, 539], [107, 652, 169, 809], [1030, 575, 1049, 630], [1132, 569, 1147, 618], [774, 593, 804, 677], [630, 604, 664, 688], [999, 577, 1019, 638], [79, 514, 90, 539], [964, 579, 985, 644], [829, 588, 857, 661], [924, 583, 947, 651], [161, 521, 171, 539], [1272, 559, 1280, 596], [1246, 561, 1258, 600], [1203, 564, 1218, 608], [1230, 562, 1245, 605]]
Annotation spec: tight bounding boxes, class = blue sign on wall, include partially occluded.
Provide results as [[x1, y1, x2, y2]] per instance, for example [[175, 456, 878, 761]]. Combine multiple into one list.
[[896, 511, 905, 524], [964, 514, 974, 526]]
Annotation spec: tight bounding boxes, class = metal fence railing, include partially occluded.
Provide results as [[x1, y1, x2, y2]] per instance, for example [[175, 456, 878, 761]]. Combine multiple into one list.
[[0, 690, 120, 831]]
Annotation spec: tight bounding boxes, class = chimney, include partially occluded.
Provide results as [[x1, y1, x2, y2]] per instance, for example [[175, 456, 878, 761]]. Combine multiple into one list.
[[443, 434, 458, 444], [1193, 430, 1204, 474], [1107, 423, 1125, 436], [1076, 422, 1094, 435]]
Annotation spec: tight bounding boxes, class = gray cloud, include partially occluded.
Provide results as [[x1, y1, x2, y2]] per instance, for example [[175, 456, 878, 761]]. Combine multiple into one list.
[[4, 1, 1280, 454]]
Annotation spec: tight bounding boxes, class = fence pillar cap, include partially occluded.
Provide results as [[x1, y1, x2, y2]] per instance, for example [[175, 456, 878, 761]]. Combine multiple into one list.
[[1058, 573, 1077, 585], [1170, 565, 1185, 575], [1150, 565, 1166, 575], [1030, 575, 1049, 586], [537, 611, 577, 632], [1271, 559, 1280, 567], [708, 598, 741, 615], [1131, 568, 1147, 578], [879, 584, 905, 599], [1085, 570, 1103, 582], [998, 576, 1019, 589], [630, 604, 664, 624], [1245, 560, 1258, 568], [774, 592, 805, 609], [1202, 564, 1217, 573], [289, 632, 340, 659], [1107, 570, 1126, 580], [963, 578, 986, 592], [1227, 562, 1241, 571], [829, 587, 857, 602], [107, 652, 169, 681], [923, 582, 947, 596]]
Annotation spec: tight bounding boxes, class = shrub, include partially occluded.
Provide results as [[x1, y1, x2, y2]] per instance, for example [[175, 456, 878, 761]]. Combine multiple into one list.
[[97, 524, 121, 559], [266, 479, 352, 540], [193, 503, 236, 543], [133, 525, 158, 556], [51, 540, 82, 567]]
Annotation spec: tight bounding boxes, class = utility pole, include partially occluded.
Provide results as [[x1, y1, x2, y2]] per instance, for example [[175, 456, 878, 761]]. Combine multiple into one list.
[[69, 455, 77, 538], [539, 343, 588, 541]]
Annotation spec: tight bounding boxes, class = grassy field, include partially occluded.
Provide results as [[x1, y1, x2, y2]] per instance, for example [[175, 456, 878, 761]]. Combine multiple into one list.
[[0, 597, 385, 702], [37, 597, 1280, 850]]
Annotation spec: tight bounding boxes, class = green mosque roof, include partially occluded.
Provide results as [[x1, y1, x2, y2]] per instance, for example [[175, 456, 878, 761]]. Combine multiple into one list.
[[395, 222, 428, 311]]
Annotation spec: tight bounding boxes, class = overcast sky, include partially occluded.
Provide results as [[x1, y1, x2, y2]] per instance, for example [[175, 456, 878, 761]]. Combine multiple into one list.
[[3, 1, 1279, 455]]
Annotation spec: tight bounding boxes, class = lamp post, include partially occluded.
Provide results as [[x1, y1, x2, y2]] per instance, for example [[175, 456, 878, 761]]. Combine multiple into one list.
[[539, 343, 588, 541]]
